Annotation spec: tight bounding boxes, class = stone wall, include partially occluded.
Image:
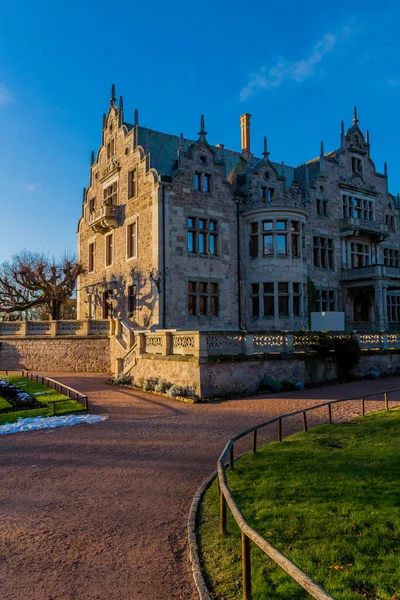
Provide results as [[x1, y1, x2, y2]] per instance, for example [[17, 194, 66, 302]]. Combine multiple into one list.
[[131, 355, 201, 395], [199, 353, 400, 398], [0, 337, 111, 373]]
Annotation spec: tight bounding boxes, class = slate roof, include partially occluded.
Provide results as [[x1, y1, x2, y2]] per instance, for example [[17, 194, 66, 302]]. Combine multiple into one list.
[[123, 123, 296, 186]]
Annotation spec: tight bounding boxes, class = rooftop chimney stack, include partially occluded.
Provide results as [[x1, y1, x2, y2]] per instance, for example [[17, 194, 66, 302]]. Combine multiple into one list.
[[240, 113, 251, 160]]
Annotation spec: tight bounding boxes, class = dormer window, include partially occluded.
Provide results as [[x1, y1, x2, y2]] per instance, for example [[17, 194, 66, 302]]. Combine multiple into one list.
[[107, 138, 115, 159], [352, 156, 363, 175], [259, 186, 275, 202], [194, 172, 211, 192]]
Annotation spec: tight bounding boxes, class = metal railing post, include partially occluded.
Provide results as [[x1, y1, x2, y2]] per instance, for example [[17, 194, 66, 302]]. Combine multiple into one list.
[[252, 429, 257, 454], [384, 392, 389, 410], [328, 403, 332, 424], [302, 411, 308, 432], [361, 397, 365, 416], [242, 532, 252, 600], [278, 419, 282, 442]]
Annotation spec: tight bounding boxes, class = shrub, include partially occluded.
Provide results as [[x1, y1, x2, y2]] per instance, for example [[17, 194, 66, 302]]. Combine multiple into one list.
[[281, 380, 297, 391], [142, 377, 158, 392], [260, 376, 282, 393], [333, 335, 361, 375], [114, 373, 132, 386], [155, 379, 172, 393], [167, 384, 185, 397], [295, 381, 305, 391], [366, 369, 380, 380], [309, 332, 335, 359]]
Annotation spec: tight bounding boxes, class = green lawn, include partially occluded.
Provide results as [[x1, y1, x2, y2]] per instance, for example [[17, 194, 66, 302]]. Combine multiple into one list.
[[0, 376, 85, 424], [198, 410, 400, 600]]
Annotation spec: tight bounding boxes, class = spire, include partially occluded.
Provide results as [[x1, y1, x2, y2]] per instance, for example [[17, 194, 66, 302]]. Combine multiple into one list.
[[134, 108, 139, 126], [110, 84, 116, 105], [90, 150, 95, 166], [341, 120, 345, 135], [366, 129, 370, 144], [82, 187, 86, 202], [103, 113, 106, 128], [384, 161, 388, 176], [262, 136, 270, 159], [198, 114, 207, 140], [320, 140, 324, 156], [118, 95, 124, 126], [119, 95, 123, 110], [352, 105, 359, 125], [179, 132, 184, 151]]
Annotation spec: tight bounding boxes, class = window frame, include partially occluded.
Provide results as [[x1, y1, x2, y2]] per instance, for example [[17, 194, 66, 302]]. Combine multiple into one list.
[[88, 241, 95, 273], [126, 220, 138, 260], [187, 280, 220, 318], [186, 216, 219, 257], [105, 233, 114, 267], [128, 168, 138, 200]]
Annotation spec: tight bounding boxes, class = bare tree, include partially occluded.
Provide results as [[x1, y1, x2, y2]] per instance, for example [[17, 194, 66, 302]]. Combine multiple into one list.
[[0, 252, 85, 320]]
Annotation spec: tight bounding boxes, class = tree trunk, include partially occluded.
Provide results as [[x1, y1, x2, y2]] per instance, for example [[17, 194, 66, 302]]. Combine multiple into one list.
[[51, 300, 61, 321]]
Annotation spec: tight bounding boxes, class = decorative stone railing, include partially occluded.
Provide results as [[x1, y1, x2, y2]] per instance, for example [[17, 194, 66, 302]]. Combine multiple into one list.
[[339, 217, 388, 238], [341, 264, 400, 281], [0, 320, 111, 337], [119, 329, 400, 361]]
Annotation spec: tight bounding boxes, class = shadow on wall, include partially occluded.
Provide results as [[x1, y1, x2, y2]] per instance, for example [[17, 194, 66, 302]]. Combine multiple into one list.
[[0, 342, 25, 371], [81, 268, 159, 329]]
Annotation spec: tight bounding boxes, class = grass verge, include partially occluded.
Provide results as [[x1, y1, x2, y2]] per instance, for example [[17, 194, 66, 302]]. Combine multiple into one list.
[[198, 409, 400, 600], [0, 376, 84, 424]]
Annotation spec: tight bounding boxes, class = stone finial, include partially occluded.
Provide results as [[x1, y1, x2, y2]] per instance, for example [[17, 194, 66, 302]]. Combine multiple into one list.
[[103, 113, 106, 128], [82, 187, 86, 202], [179, 132, 184, 150], [90, 150, 95, 165], [320, 140, 324, 156], [384, 161, 388, 176], [341, 120, 345, 135], [198, 114, 207, 140], [262, 136, 270, 159], [134, 108, 139, 126], [119, 95, 124, 110], [366, 129, 370, 144], [352, 105, 359, 125], [110, 84, 116, 105]]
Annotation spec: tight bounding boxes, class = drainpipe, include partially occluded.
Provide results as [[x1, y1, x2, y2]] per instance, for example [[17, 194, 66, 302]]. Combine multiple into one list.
[[236, 199, 243, 330], [161, 184, 166, 329]]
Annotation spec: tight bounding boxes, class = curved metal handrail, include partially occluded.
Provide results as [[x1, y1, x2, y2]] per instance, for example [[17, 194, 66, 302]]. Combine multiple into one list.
[[216, 387, 400, 600]]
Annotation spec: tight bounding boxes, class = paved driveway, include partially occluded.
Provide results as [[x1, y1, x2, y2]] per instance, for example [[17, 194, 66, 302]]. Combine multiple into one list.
[[1, 374, 399, 600]]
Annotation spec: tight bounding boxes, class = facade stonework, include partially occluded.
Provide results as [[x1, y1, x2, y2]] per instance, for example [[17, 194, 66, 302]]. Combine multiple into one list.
[[78, 92, 400, 333], [0, 338, 110, 372]]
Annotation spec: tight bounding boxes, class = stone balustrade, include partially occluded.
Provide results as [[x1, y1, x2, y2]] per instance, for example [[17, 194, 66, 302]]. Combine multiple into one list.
[[0, 320, 111, 337]]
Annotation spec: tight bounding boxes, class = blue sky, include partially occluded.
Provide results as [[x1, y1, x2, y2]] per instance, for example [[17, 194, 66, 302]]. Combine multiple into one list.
[[1, 0, 400, 262]]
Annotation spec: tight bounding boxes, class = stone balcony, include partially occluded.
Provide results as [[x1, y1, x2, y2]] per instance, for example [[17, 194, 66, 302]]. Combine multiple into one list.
[[89, 204, 118, 233], [341, 264, 400, 282], [339, 217, 388, 240]]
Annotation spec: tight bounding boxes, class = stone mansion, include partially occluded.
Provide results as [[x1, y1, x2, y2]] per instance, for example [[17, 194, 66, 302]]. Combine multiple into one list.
[[77, 87, 400, 332]]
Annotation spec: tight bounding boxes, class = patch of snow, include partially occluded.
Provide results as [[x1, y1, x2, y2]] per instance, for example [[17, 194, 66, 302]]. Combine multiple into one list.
[[0, 414, 108, 435]]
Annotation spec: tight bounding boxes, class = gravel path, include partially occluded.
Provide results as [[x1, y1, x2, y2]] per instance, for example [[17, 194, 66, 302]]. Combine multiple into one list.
[[1, 373, 399, 600]]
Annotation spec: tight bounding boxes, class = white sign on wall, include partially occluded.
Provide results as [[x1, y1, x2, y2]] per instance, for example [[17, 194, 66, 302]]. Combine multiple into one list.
[[311, 311, 345, 332]]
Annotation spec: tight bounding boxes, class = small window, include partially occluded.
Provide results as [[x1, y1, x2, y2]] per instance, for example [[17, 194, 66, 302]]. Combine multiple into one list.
[[127, 222, 137, 259], [88, 242, 95, 273], [199, 155, 207, 165], [188, 280, 219, 317], [104, 182, 118, 205], [89, 198, 95, 214], [127, 285, 137, 317], [105, 234, 114, 267], [128, 169, 137, 199], [352, 156, 363, 175]]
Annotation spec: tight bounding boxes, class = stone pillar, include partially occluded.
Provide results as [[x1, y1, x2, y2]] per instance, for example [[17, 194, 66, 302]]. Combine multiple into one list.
[[374, 283, 385, 331], [383, 285, 388, 331], [49, 321, 57, 337], [243, 333, 254, 356], [162, 332, 172, 356], [193, 332, 208, 360], [81, 320, 90, 336], [137, 332, 146, 355], [20, 321, 28, 336]]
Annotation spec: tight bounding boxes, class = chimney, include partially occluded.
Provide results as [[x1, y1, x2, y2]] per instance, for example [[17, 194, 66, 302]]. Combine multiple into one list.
[[240, 113, 251, 159]]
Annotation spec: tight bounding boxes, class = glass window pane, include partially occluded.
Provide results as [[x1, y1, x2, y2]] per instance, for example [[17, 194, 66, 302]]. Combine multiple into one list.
[[199, 282, 208, 293], [188, 281, 196, 292], [209, 220, 216, 231], [278, 282, 288, 293], [276, 221, 286, 230], [199, 296, 207, 315], [263, 221, 273, 231], [263, 235, 274, 255], [264, 296, 274, 316], [209, 234, 216, 255], [252, 283, 259, 294], [293, 296, 300, 316], [251, 222, 258, 233], [263, 282, 274, 294], [188, 295, 196, 315], [277, 235, 287, 255], [210, 282, 218, 293], [293, 283, 300, 294], [199, 233, 205, 253], [188, 231, 194, 253], [210, 296, 218, 316], [252, 296, 260, 317], [188, 217, 194, 227], [279, 296, 289, 316]]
